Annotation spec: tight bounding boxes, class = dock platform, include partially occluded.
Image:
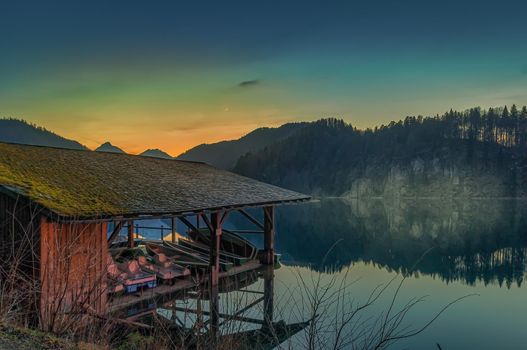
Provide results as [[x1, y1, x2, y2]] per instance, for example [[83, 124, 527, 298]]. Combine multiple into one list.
[[109, 260, 263, 313]]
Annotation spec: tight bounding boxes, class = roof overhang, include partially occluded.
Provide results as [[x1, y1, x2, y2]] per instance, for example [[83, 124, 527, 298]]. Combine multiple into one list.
[[0, 184, 311, 223]]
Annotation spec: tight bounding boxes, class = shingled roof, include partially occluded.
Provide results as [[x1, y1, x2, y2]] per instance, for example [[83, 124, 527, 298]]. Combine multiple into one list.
[[0, 142, 310, 219]]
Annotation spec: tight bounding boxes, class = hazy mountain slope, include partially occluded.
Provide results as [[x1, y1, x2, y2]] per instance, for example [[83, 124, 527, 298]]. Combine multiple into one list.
[[95, 142, 125, 153], [0, 118, 87, 150], [176, 122, 307, 169], [234, 116, 527, 198], [140, 148, 173, 159]]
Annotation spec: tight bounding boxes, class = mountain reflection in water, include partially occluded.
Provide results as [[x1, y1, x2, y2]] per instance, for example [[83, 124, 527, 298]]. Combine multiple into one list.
[[267, 199, 527, 287], [135, 199, 527, 349]]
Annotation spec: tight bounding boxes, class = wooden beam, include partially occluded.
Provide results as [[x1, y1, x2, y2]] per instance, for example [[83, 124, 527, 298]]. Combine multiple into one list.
[[127, 220, 134, 248], [224, 229, 264, 234], [263, 265, 275, 330], [238, 209, 265, 231], [171, 217, 176, 243], [209, 211, 222, 340], [179, 215, 199, 233], [200, 213, 214, 234], [261, 206, 275, 265], [220, 211, 230, 226], [217, 296, 264, 327], [209, 212, 222, 287], [180, 214, 212, 244], [264, 206, 274, 223], [107, 221, 125, 244]]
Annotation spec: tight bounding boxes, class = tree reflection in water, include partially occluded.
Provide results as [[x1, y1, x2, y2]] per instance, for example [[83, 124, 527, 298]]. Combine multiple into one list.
[[266, 199, 527, 287]]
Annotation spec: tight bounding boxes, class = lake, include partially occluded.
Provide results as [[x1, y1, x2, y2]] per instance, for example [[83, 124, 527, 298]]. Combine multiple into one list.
[[141, 198, 527, 349]]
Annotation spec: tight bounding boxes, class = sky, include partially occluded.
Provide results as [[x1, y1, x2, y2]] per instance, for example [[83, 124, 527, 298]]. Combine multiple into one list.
[[1, 0, 527, 155]]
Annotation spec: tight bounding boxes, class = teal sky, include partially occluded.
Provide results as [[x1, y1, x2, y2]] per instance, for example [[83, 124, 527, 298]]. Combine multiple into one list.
[[1, 0, 527, 154]]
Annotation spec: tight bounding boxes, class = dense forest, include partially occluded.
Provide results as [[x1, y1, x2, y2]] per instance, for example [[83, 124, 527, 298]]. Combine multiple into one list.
[[234, 105, 527, 197]]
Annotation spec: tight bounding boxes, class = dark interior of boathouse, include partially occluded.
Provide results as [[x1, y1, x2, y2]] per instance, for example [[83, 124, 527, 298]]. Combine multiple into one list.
[[0, 141, 310, 343]]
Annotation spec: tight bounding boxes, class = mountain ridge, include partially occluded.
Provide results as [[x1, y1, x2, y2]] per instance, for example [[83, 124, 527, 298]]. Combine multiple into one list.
[[0, 119, 177, 158], [5, 106, 527, 199], [176, 122, 308, 169], [0, 118, 87, 150], [234, 108, 527, 197]]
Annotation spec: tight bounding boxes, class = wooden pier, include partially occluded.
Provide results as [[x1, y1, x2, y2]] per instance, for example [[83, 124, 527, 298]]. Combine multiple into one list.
[[109, 260, 263, 313]]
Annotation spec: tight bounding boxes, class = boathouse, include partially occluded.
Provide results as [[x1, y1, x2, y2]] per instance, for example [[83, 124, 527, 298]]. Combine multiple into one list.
[[0, 141, 309, 331]]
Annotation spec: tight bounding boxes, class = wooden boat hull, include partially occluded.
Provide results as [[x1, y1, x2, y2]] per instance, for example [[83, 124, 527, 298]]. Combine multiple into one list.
[[162, 241, 234, 272], [189, 228, 258, 260], [177, 237, 249, 266], [145, 242, 209, 269], [137, 256, 191, 282]]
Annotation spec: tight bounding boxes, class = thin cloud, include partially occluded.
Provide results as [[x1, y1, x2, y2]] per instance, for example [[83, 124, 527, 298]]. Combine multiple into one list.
[[238, 80, 260, 88]]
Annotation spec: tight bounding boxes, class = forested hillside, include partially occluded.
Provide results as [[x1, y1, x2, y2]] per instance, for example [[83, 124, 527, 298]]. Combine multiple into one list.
[[0, 118, 87, 150], [234, 106, 527, 197], [176, 122, 307, 169]]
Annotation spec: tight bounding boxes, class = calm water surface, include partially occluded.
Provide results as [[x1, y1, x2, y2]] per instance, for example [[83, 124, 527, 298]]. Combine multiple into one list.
[[240, 198, 527, 349], [142, 198, 527, 349]]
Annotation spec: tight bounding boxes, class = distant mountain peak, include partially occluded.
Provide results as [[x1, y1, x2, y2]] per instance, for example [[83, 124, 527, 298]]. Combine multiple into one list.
[[140, 148, 173, 159], [0, 118, 87, 150], [95, 141, 125, 154]]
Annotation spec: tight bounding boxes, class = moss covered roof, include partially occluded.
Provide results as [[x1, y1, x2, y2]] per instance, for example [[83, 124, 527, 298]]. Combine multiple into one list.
[[0, 142, 309, 219]]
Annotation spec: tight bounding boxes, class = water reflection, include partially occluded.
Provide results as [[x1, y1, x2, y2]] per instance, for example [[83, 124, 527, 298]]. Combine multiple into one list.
[[125, 199, 527, 349], [272, 199, 527, 287], [114, 265, 309, 349]]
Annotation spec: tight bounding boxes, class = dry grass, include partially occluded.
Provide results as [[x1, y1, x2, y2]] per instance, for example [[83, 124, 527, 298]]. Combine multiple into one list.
[[0, 322, 103, 350]]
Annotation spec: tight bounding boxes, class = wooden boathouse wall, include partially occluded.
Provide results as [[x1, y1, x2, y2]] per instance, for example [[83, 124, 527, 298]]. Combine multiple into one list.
[[40, 219, 108, 331], [0, 190, 282, 333], [0, 191, 109, 330]]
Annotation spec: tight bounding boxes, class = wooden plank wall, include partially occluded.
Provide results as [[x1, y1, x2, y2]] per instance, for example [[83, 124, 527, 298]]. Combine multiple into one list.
[[40, 219, 108, 332]]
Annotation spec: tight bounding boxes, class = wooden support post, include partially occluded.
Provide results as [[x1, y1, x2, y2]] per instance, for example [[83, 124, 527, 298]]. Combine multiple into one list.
[[209, 211, 222, 342], [262, 206, 275, 265], [127, 220, 134, 248], [209, 212, 222, 286], [171, 217, 176, 243], [263, 265, 275, 331]]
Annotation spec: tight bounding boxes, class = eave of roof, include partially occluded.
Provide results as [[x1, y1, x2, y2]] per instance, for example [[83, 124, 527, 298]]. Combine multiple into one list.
[[0, 142, 310, 221]]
